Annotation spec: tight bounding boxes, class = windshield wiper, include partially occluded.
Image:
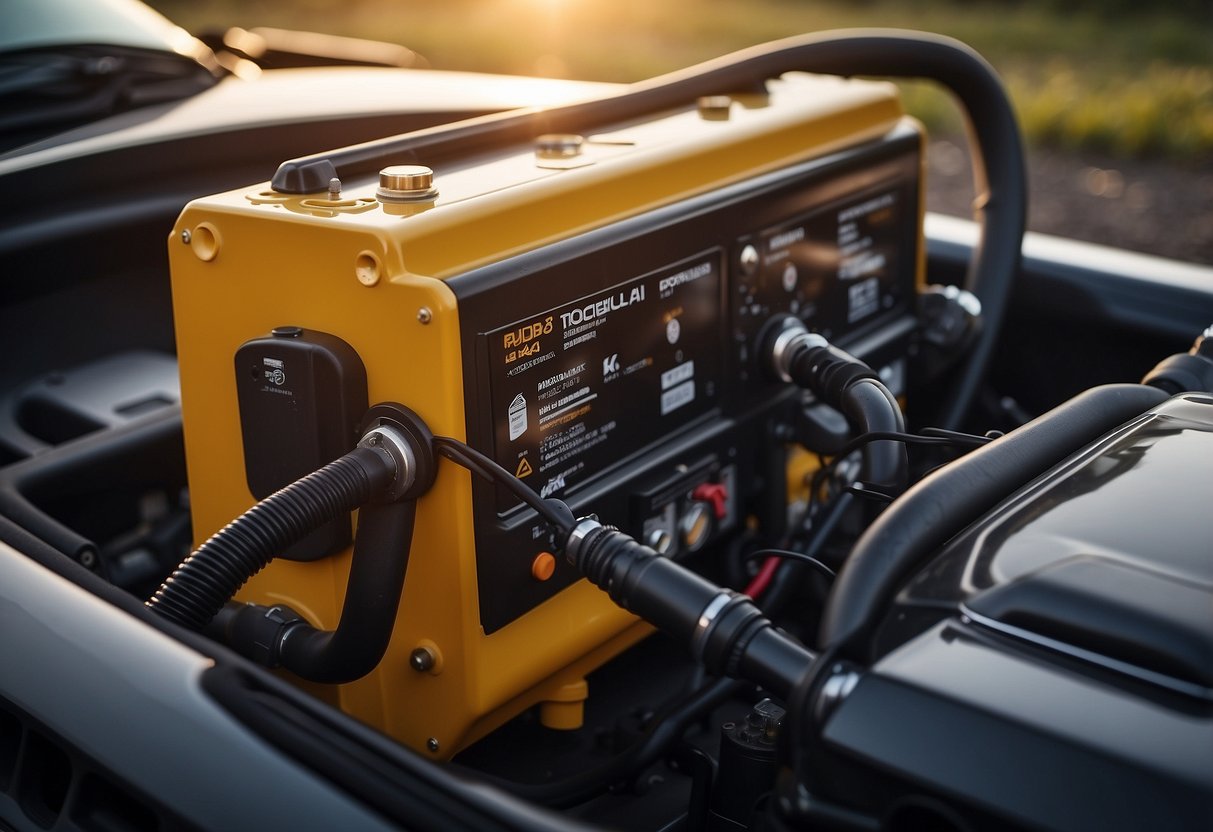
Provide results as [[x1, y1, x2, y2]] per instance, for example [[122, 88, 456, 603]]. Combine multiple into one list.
[[0, 43, 220, 139]]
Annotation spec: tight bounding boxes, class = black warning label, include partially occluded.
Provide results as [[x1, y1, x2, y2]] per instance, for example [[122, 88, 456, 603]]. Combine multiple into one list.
[[486, 252, 723, 509]]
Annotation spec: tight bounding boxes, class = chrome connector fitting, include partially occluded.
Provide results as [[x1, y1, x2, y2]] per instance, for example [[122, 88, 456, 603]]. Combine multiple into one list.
[[564, 517, 604, 564], [358, 423, 417, 502], [770, 320, 827, 383], [813, 665, 862, 723]]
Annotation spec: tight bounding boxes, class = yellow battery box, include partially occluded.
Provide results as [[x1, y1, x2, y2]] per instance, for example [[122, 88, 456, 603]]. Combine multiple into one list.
[[169, 71, 922, 757]]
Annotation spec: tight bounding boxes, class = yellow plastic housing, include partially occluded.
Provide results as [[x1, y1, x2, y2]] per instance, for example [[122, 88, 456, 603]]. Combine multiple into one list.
[[169, 73, 912, 758]]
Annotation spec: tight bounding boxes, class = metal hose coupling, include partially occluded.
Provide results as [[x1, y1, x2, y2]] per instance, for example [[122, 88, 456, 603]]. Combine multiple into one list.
[[565, 518, 813, 699], [766, 317, 880, 400]]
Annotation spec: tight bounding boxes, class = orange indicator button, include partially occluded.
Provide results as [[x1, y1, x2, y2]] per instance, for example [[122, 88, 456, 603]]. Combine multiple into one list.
[[531, 552, 557, 581]]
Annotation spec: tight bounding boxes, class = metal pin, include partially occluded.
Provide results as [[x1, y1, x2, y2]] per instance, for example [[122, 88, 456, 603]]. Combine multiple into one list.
[[328, 177, 342, 200]]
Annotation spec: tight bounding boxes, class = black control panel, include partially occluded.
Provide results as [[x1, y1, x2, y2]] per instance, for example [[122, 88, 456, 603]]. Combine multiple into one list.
[[453, 126, 921, 632], [484, 254, 725, 509]]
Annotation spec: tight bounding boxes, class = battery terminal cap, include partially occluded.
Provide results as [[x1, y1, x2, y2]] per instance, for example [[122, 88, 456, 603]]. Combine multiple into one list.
[[377, 165, 438, 202]]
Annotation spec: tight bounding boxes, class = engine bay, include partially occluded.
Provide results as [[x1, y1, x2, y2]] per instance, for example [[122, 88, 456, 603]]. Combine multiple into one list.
[[0, 24, 1210, 832]]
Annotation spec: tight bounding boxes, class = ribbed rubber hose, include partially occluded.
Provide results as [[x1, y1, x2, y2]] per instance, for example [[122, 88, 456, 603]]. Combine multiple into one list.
[[146, 446, 394, 630]]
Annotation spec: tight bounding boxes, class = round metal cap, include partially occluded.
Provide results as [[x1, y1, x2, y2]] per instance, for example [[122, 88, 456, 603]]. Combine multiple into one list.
[[377, 165, 437, 202], [535, 133, 584, 159]]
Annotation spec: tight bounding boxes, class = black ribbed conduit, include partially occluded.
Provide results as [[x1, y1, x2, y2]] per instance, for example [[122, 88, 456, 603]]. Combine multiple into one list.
[[146, 446, 395, 630]]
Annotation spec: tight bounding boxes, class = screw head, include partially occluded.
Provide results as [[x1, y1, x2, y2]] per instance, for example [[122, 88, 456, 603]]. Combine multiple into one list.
[[180, 229, 191, 244], [426, 738, 440, 753], [409, 647, 435, 672], [417, 307, 433, 325]]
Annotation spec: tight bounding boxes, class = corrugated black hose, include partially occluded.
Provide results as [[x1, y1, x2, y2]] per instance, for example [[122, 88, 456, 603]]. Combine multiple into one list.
[[147, 403, 436, 686], [146, 445, 397, 631]]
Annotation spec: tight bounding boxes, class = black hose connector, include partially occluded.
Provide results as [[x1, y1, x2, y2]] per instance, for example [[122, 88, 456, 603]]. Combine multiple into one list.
[[565, 518, 814, 699], [767, 318, 907, 492], [213, 497, 419, 683]]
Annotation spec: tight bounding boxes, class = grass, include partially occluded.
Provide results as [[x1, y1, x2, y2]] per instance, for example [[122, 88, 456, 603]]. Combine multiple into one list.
[[147, 0, 1213, 161]]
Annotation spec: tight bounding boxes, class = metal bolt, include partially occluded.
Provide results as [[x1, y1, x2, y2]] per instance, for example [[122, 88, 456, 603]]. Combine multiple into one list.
[[328, 177, 342, 200], [409, 647, 436, 672], [180, 229, 191, 244], [417, 307, 433, 325], [426, 738, 440, 753]]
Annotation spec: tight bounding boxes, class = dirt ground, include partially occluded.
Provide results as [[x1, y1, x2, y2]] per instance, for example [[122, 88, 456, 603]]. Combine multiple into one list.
[[925, 136, 1213, 266]]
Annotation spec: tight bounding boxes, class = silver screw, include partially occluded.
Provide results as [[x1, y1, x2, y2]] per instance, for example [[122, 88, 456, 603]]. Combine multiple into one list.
[[417, 307, 433, 325], [426, 738, 440, 753], [409, 647, 436, 672], [180, 229, 191, 244], [328, 177, 342, 200]]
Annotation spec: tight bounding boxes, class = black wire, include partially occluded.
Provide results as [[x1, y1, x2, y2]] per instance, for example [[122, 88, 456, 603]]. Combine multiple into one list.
[[833, 428, 989, 463], [806, 426, 992, 515], [845, 482, 895, 503], [919, 426, 995, 445], [432, 436, 567, 529], [743, 548, 836, 582]]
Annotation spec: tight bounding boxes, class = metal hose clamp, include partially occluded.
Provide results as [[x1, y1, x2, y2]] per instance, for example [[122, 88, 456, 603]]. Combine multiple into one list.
[[358, 423, 417, 502]]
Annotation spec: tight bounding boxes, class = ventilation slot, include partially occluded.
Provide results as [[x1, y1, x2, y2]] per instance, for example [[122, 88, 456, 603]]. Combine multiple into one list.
[[18, 730, 72, 827], [0, 697, 179, 831], [0, 707, 19, 791], [75, 774, 160, 832]]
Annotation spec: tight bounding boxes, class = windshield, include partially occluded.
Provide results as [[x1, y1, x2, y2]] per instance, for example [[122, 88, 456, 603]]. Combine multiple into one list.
[[0, 0, 220, 152], [3, 0, 204, 56]]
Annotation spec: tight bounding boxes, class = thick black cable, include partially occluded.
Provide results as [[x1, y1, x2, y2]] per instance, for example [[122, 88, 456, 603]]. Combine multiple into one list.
[[819, 383, 1170, 660]]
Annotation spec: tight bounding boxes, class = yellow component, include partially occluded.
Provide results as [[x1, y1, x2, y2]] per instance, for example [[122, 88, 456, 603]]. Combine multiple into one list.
[[168, 73, 911, 758], [538, 679, 590, 731], [786, 444, 822, 509]]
